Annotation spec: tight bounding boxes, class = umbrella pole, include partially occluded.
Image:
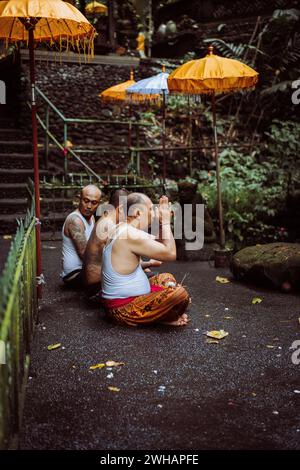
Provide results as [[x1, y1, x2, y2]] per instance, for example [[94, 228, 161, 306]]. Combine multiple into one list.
[[212, 91, 225, 248], [29, 26, 43, 299], [162, 90, 166, 186], [188, 95, 192, 176], [128, 104, 132, 149]]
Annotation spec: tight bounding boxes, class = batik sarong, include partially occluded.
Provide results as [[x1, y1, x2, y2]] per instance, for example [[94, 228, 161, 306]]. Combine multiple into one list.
[[101, 273, 190, 326]]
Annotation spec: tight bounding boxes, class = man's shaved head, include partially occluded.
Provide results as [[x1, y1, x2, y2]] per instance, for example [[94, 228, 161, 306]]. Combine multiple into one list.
[[109, 188, 130, 209], [127, 192, 150, 213], [80, 185, 102, 200], [127, 192, 154, 230], [79, 185, 102, 219]]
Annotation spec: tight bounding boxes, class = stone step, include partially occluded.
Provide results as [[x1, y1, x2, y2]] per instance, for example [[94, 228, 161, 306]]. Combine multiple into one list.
[[0, 197, 28, 205], [0, 152, 34, 168], [0, 140, 32, 153], [0, 183, 29, 198], [42, 212, 69, 232], [0, 198, 29, 214], [0, 117, 16, 128], [0, 211, 69, 234], [0, 213, 27, 235], [0, 168, 49, 183], [0, 128, 23, 139], [0, 182, 78, 199], [40, 198, 76, 215], [0, 197, 75, 214]]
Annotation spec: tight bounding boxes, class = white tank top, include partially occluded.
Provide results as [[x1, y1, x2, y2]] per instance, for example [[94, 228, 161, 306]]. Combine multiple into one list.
[[101, 224, 151, 299], [61, 210, 94, 278]]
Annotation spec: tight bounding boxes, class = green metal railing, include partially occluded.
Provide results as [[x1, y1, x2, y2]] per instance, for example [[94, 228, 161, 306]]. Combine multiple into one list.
[[34, 86, 153, 179], [34, 88, 256, 180], [32, 87, 261, 182], [40, 172, 163, 189], [0, 196, 37, 449], [30, 88, 102, 181]]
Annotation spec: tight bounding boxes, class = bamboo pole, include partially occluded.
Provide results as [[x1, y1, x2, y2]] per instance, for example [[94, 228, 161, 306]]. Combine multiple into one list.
[[28, 24, 43, 299], [212, 91, 225, 248]]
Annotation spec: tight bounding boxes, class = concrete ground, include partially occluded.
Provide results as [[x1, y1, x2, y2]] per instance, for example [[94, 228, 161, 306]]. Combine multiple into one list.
[[19, 240, 300, 450]]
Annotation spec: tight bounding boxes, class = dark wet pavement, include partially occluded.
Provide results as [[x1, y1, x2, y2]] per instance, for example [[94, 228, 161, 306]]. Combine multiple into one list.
[[19, 240, 300, 450]]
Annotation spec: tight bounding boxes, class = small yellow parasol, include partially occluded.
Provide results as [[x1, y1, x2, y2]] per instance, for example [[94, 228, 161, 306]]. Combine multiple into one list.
[[126, 65, 169, 183], [99, 71, 136, 104], [100, 71, 159, 104], [85, 1, 108, 16], [168, 45, 259, 248], [99, 71, 158, 148], [0, 0, 96, 298]]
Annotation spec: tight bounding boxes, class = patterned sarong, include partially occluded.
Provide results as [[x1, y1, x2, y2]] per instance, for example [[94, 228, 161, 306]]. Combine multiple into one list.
[[101, 273, 190, 326]]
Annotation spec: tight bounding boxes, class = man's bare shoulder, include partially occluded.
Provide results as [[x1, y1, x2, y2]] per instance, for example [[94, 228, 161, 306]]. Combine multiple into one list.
[[65, 212, 85, 236], [66, 212, 84, 226], [95, 216, 116, 241], [126, 225, 155, 242]]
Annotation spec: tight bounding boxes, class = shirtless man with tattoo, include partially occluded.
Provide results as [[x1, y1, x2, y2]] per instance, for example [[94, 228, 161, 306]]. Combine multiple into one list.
[[83, 188, 163, 298], [61, 184, 102, 287], [83, 188, 129, 296]]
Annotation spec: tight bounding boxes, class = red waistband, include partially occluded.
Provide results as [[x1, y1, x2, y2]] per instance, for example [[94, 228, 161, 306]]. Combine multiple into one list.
[[101, 284, 164, 309]]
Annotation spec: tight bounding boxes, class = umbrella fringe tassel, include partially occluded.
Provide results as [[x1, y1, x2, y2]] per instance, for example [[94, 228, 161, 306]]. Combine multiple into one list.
[[1, 30, 96, 63]]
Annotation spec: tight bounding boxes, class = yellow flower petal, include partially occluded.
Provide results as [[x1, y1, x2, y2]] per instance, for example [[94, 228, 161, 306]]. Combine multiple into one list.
[[216, 276, 230, 284], [206, 330, 229, 340], [108, 386, 120, 392], [89, 363, 106, 370], [47, 343, 61, 351], [106, 361, 125, 367]]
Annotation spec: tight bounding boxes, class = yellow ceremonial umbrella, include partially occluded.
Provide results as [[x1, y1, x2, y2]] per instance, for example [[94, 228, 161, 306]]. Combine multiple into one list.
[[0, 0, 96, 298], [126, 65, 169, 184], [99, 71, 136, 104], [99, 71, 136, 147], [99, 71, 158, 148], [168, 45, 259, 248], [85, 1, 107, 15], [100, 71, 159, 104]]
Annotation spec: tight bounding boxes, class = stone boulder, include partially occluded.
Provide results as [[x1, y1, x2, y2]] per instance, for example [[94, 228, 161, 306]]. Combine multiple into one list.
[[231, 243, 300, 291]]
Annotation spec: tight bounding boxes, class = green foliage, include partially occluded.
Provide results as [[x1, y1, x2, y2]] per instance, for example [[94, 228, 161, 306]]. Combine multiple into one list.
[[0, 200, 35, 323], [182, 51, 197, 61], [203, 38, 264, 65], [140, 110, 158, 124], [264, 119, 300, 163], [204, 7, 300, 119], [196, 122, 300, 248], [0, 43, 17, 60], [258, 8, 300, 90], [147, 155, 159, 175], [166, 95, 193, 112]]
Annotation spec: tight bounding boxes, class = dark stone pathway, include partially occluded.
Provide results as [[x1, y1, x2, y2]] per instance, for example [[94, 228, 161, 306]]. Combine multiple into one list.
[[19, 241, 300, 450]]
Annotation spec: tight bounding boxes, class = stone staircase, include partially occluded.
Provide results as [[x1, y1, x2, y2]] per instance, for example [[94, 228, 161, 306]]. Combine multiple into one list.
[[0, 115, 76, 235], [0, 117, 33, 233], [0, 107, 163, 236]]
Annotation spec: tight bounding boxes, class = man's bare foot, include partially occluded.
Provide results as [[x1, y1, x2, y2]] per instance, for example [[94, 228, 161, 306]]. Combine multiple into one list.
[[160, 313, 190, 327]]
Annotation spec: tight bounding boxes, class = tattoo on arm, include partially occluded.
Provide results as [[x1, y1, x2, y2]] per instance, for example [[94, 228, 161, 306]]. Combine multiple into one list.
[[67, 216, 87, 259]]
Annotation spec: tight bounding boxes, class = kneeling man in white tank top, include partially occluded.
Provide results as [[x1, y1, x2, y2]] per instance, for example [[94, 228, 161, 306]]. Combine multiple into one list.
[[61, 184, 101, 287]]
